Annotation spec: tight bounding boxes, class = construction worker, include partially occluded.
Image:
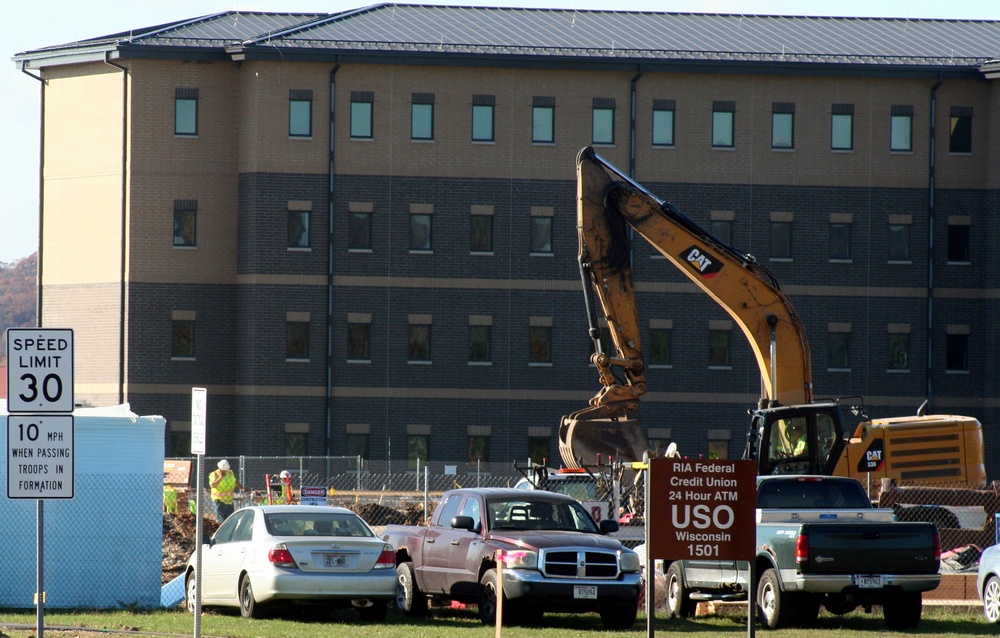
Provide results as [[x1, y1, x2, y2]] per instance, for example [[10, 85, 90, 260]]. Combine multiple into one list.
[[209, 459, 245, 522]]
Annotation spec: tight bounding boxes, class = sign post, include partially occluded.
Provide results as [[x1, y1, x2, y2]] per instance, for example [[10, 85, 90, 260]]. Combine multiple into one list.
[[191, 388, 206, 638]]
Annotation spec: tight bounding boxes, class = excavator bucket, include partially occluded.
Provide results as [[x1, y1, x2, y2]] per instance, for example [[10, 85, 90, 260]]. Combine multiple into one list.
[[559, 414, 649, 469]]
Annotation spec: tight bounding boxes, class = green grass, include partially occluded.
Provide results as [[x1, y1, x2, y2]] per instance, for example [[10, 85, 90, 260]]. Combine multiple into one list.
[[0, 605, 992, 638]]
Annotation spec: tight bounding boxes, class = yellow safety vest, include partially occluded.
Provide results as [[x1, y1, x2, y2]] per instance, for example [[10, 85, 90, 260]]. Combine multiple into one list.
[[210, 470, 237, 504]]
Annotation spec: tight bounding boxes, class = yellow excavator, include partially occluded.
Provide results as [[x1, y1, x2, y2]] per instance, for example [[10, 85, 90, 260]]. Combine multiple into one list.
[[559, 146, 986, 488]]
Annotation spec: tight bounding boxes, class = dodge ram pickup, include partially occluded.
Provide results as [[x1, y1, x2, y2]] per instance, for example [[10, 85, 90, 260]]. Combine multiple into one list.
[[382, 487, 642, 628], [658, 475, 941, 630]]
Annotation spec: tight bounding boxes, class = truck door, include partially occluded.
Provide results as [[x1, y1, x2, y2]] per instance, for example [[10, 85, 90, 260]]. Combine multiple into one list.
[[419, 493, 464, 593]]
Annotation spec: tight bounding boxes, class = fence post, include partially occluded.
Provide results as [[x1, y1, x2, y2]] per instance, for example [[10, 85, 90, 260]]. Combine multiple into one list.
[[356, 455, 362, 491], [424, 465, 429, 523]]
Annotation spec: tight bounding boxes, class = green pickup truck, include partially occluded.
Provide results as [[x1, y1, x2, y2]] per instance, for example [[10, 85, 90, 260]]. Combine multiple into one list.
[[654, 475, 941, 630]]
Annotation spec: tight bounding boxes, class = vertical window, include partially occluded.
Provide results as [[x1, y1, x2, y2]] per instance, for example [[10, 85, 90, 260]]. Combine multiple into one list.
[[348, 204, 372, 251], [530, 206, 553, 254], [888, 217, 911, 261], [350, 91, 374, 139], [949, 106, 973, 153], [174, 88, 198, 136], [288, 89, 313, 137], [173, 200, 197, 247], [168, 429, 191, 457], [828, 326, 851, 370], [285, 431, 308, 456], [888, 328, 909, 371], [770, 214, 793, 259], [708, 327, 731, 367], [528, 436, 550, 464], [411, 93, 435, 141], [831, 104, 854, 150], [712, 101, 735, 148], [771, 102, 795, 149], [172, 317, 195, 358], [829, 215, 852, 261], [707, 437, 729, 460], [470, 214, 493, 253], [946, 328, 969, 372], [286, 316, 310, 360], [710, 218, 733, 245], [287, 208, 310, 249], [408, 316, 431, 362], [469, 435, 490, 462], [472, 94, 495, 142], [410, 211, 432, 251], [345, 432, 370, 459], [890, 105, 913, 152], [592, 98, 615, 145], [652, 99, 676, 147], [532, 96, 555, 144], [648, 322, 672, 366], [529, 318, 552, 364], [469, 318, 492, 363], [407, 434, 430, 468], [947, 218, 971, 263], [347, 314, 371, 361]]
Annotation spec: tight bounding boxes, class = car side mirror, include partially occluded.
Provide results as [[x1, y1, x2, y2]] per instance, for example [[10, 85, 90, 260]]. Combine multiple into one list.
[[451, 515, 476, 531], [599, 519, 620, 534]]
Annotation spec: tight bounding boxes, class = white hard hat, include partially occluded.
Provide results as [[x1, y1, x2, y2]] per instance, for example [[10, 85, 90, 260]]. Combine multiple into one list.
[[280, 470, 290, 479], [218, 459, 230, 471]]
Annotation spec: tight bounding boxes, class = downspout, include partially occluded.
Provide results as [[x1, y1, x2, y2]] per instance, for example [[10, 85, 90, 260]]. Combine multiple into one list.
[[926, 79, 942, 409], [21, 62, 44, 324], [629, 68, 643, 178], [326, 63, 340, 457], [105, 52, 129, 406]]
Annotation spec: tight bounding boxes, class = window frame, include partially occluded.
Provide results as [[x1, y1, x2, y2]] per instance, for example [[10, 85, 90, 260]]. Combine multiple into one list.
[[890, 105, 914, 152], [411, 93, 435, 141], [468, 324, 492, 363], [949, 107, 973, 154], [648, 327, 672, 366], [888, 333, 909, 371], [172, 319, 196, 359], [947, 223, 971, 263], [592, 98, 615, 145], [348, 210, 372, 251], [532, 97, 555, 144], [712, 101, 735, 148], [410, 213, 433, 252], [471, 95, 496, 143], [470, 214, 493, 253], [888, 222, 911, 262], [770, 220, 793, 260], [173, 200, 198, 248], [286, 320, 310, 361], [288, 89, 313, 138], [829, 221, 852, 261], [652, 99, 676, 147], [529, 325, 552, 364], [828, 331, 850, 370], [831, 104, 855, 151], [708, 329, 731, 367], [945, 333, 969, 372], [347, 321, 371, 362], [530, 216, 553, 254], [174, 88, 198, 136], [408, 323, 431, 362], [350, 91, 374, 139], [771, 102, 795, 150], [287, 209, 310, 249]]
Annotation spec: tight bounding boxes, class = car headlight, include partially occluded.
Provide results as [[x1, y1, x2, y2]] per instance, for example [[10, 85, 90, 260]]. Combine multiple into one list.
[[619, 550, 641, 573], [500, 550, 538, 570]]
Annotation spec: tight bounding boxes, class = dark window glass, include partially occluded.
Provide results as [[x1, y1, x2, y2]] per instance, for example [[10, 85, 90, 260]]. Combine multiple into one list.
[[348, 212, 371, 250], [828, 332, 850, 369], [410, 214, 432, 251], [950, 114, 972, 153], [710, 220, 732, 245], [345, 433, 370, 459], [947, 225, 971, 262], [409, 324, 431, 361], [172, 320, 195, 357], [946, 334, 969, 371], [888, 334, 909, 370], [530, 217, 552, 253], [407, 435, 429, 469], [529, 326, 551, 363], [173, 202, 197, 247], [288, 211, 310, 248], [830, 223, 851, 260], [770, 221, 792, 259], [469, 325, 491, 362], [470, 216, 493, 252], [347, 323, 370, 360], [285, 432, 308, 456], [708, 330, 730, 366], [888, 224, 910, 261], [528, 436, 550, 465], [649, 328, 671, 365], [469, 436, 490, 462], [287, 322, 309, 360]]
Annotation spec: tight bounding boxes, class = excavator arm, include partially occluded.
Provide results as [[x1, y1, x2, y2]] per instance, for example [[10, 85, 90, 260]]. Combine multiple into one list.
[[559, 147, 813, 468]]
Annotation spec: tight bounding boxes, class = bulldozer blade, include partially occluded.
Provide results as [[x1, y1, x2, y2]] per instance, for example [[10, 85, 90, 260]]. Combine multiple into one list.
[[559, 416, 649, 469]]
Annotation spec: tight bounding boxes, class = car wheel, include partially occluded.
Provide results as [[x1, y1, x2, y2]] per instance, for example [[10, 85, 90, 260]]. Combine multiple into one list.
[[394, 562, 427, 615], [883, 591, 922, 630], [757, 568, 793, 630], [239, 575, 259, 619], [185, 573, 197, 613], [358, 600, 388, 622], [599, 600, 638, 630], [477, 568, 503, 625], [985, 575, 1000, 624], [665, 562, 694, 618]]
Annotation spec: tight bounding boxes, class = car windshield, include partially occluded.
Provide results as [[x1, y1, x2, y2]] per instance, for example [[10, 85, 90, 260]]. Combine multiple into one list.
[[486, 498, 600, 533], [264, 512, 374, 537]]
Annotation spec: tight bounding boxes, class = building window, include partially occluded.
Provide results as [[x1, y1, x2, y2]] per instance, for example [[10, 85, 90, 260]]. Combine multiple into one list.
[[168, 429, 191, 457], [174, 88, 198, 136], [285, 431, 308, 456], [710, 218, 733, 245], [470, 209, 493, 253], [828, 328, 850, 370], [348, 206, 372, 251], [532, 96, 555, 144], [888, 331, 909, 370], [890, 105, 913, 152], [831, 104, 854, 150], [347, 314, 371, 361], [411, 93, 435, 141], [173, 200, 197, 247], [770, 218, 793, 260], [649, 325, 672, 365], [829, 218, 852, 261], [888, 219, 911, 261], [530, 207, 554, 254], [469, 435, 490, 462], [288, 89, 313, 137], [350, 91, 374, 139], [708, 328, 730, 367], [469, 320, 492, 363], [707, 437, 729, 460], [409, 319, 431, 362], [946, 331, 969, 372], [288, 209, 310, 248], [287, 318, 310, 360], [472, 94, 495, 142], [712, 101, 735, 148], [172, 318, 195, 358], [529, 319, 552, 364], [410, 211, 432, 251], [345, 433, 370, 459], [407, 434, 430, 468], [528, 436, 550, 464], [947, 220, 971, 263], [652, 99, 676, 147], [771, 102, 795, 149], [592, 98, 615, 145], [949, 106, 973, 154]]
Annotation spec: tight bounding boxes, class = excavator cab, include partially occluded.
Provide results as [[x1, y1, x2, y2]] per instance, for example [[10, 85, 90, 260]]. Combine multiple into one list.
[[747, 403, 847, 476]]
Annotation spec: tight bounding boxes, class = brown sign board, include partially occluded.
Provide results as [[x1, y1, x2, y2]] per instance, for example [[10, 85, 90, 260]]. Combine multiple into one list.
[[163, 459, 192, 487], [647, 458, 756, 561]]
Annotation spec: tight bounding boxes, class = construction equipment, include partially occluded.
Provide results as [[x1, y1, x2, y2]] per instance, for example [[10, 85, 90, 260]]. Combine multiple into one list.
[[559, 146, 986, 488]]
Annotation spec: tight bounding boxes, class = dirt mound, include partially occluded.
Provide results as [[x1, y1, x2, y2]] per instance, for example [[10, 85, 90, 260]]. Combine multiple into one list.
[[352, 501, 426, 526], [162, 512, 219, 584]]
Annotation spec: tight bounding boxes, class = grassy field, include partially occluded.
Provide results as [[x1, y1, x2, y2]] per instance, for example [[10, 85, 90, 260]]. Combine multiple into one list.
[[0, 605, 993, 638]]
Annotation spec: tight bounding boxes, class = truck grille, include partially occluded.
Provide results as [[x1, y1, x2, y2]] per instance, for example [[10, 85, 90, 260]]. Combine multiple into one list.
[[540, 549, 620, 579]]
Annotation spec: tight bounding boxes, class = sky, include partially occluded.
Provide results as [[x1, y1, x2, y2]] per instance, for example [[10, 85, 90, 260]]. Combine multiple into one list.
[[3, 0, 1000, 265]]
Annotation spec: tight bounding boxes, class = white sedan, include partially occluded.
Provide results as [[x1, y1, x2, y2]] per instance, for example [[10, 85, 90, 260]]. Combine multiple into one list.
[[979, 543, 1000, 624], [185, 505, 397, 619]]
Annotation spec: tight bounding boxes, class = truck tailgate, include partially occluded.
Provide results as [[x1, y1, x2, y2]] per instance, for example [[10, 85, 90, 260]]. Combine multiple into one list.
[[801, 522, 939, 575]]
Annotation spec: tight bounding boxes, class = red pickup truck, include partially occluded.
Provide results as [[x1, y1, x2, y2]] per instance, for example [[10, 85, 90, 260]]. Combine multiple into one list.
[[382, 487, 642, 628]]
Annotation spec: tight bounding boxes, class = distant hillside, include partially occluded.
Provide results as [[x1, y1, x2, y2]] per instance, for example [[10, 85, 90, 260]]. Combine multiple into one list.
[[0, 253, 38, 364]]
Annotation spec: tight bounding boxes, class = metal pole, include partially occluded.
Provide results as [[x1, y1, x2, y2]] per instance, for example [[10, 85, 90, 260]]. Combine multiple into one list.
[[194, 454, 203, 638], [37, 499, 44, 638]]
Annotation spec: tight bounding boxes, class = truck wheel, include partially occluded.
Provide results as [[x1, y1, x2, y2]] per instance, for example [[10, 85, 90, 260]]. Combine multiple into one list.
[[883, 591, 922, 630], [757, 568, 793, 630], [394, 562, 427, 616], [665, 562, 694, 618], [600, 600, 638, 630], [984, 575, 1000, 623], [477, 568, 504, 625]]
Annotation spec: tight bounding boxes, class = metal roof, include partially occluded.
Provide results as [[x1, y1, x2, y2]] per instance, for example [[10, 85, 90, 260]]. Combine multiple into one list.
[[13, 3, 1000, 74]]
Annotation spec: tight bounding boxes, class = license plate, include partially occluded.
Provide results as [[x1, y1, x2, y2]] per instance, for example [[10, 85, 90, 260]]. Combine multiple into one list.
[[856, 575, 882, 588], [324, 554, 347, 567], [574, 585, 597, 599]]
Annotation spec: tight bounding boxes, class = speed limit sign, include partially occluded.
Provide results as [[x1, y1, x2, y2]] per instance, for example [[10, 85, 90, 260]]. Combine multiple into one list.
[[5, 328, 74, 413]]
